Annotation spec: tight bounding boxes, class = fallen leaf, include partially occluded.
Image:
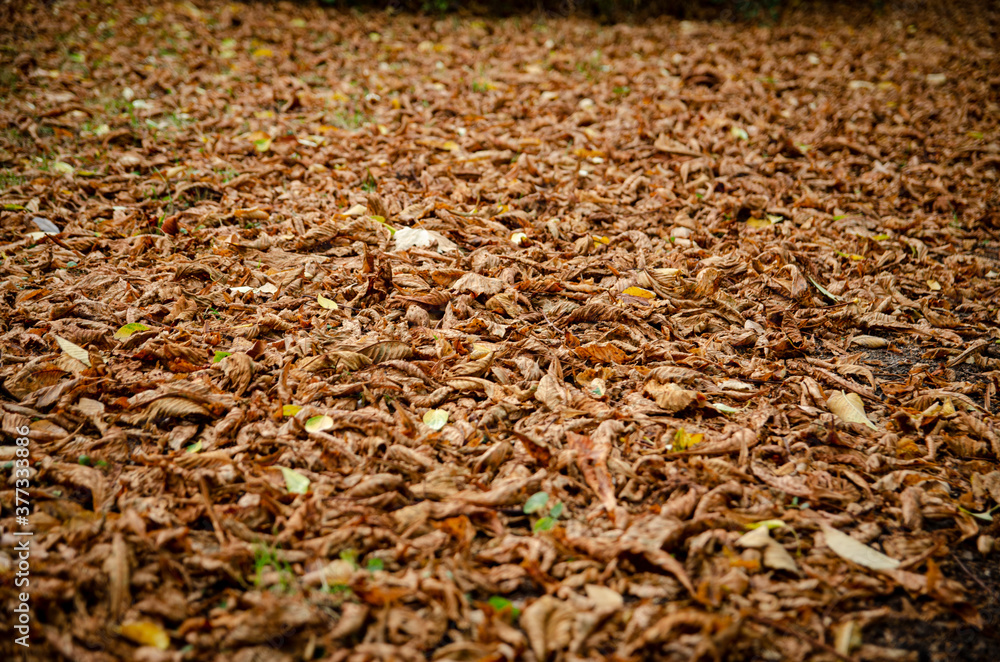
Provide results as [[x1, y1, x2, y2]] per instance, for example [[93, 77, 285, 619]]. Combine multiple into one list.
[[422, 409, 449, 430], [55, 335, 91, 367], [520, 596, 573, 660], [114, 322, 150, 340], [279, 466, 310, 494], [393, 227, 459, 253], [820, 523, 900, 571], [305, 415, 334, 433], [120, 621, 170, 650], [622, 286, 656, 299], [827, 390, 877, 429], [851, 335, 889, 349]]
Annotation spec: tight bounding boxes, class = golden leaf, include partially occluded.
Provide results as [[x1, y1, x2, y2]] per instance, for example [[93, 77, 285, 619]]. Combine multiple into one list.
[[622, 286, 656, 299], [120, 621, 170, 650]]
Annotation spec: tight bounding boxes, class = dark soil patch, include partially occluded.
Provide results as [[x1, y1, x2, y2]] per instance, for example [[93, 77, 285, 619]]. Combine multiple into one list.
[[859, 345, 930, 380], [865, 549, 1000, 662]]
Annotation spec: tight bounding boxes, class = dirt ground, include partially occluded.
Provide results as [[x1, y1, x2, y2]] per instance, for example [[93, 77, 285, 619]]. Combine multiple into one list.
[[1, 1, 999, 660]]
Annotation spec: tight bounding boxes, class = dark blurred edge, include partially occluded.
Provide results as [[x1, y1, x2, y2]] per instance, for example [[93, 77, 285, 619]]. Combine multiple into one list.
[[299, 0, 964, 22]]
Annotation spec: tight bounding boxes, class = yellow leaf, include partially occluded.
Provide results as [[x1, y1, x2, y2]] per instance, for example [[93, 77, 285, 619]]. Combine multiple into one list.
[[254, 138, 272, 152], [120, 621, 170, 650], [282, 404, 302, 417], [591, 235, 609, 245], [441, 140, 460, 152], [926, 280, 941, 291], [114, 322, 150, 340], [252, 47, 273, 58], [672, 427, 703, 451], [746, 519, 786, 530], [317, 294, 338, 310], [53, 161, 74, 175], [622, 286, 655, 299], [746, 217, 774, 228]]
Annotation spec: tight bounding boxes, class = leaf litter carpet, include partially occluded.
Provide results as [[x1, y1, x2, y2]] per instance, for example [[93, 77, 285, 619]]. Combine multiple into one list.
[[1, 1, 1000, 661]]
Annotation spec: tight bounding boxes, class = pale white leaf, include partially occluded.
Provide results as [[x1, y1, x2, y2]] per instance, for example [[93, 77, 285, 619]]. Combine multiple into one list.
[[422, 409, 449, 431], [821, 523, 900, 571], [55, 335, 92, 367], [393, 227, 459, 253], [827, 390, 877, 430], [32, 217, 60, 234]]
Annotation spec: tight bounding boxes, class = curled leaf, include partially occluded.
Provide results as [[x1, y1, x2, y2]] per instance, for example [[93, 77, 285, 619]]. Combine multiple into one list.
[[305, 414, 334, 433], [851, 335, 889, 349], [521, 596, 573, 660], [120, 621, 170, 650]]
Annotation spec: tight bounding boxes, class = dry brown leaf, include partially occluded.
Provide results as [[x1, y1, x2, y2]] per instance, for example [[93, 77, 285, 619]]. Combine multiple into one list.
[[520, 596, 573, 660], [358, 341, 413, 363]]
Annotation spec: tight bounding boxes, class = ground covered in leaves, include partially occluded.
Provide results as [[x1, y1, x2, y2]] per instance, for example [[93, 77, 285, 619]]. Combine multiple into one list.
[[2, 1, 1000, 660]]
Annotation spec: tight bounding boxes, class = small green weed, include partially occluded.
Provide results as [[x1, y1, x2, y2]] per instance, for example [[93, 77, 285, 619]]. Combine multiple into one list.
[[252, 543, 296, 593]]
